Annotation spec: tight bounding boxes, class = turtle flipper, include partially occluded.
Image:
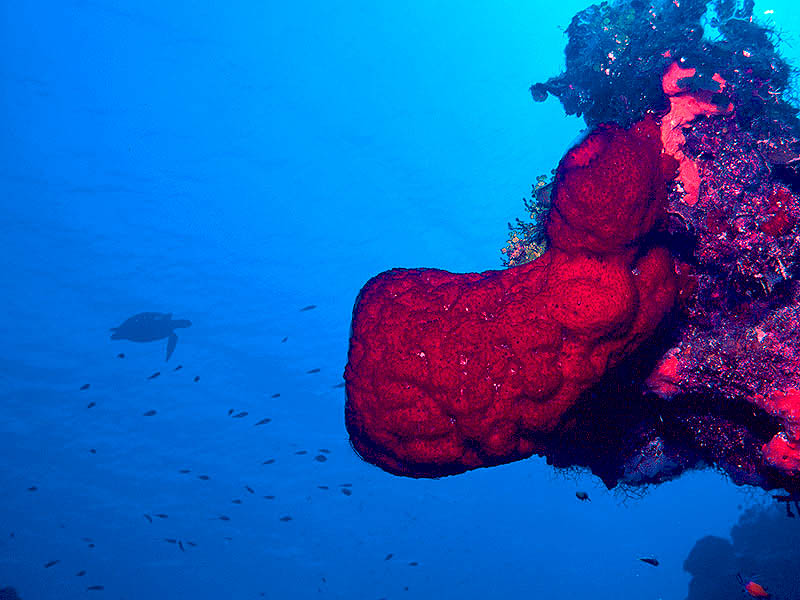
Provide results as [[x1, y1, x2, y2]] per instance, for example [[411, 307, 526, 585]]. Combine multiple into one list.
[[166, 332, 178, 362]]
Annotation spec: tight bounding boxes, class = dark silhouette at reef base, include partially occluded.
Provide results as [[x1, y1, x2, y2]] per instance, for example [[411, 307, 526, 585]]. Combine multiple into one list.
[[0, 587, 21, 600]]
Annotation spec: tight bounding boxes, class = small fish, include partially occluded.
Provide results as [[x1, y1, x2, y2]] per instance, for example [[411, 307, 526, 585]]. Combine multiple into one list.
[[154, 513, 168, 519], [44, 560, 60, 568], [279, 515, 293, 522], [317, 486, 329, 490], [318, 449, 331, 454], [147, 371, 160, 380], [224, 536, 233, 541], [89, 448, 96, 454], [254, 418, 272, 426], [178, 540, 185, 552], [385, 553, 393, 561], [87, 543, 95, 548], [143, 514, 153, 523], [639, 557, 659, 567], [263, 495, 275, 500], [744, 581, 770, 598], [314, 455, 327, 462], [306, 368, 321, 374], [27, 486, 38, 492], [117, 353, 125, 358], [218, 515, 231, 521], [193, 376, 200, 382], [271, 393, 280, 398], [164, 538, 177, 544], [232, 411, 248, 418], [332, 382, 345, 388], [174, 365, 182, 371], [231, 499, 242, 504], [197, 475, 210, 480], [76, 570, 86, 576], [245, 486, 255, 494], [87, 402, 96, 409], [80, 384, 90, 391], [295, 450, 308, 455], [178, 469, 191, 474], [142, 409, 157, 416], [281, 337, 288, 343], [185, 541, 197, 547], [340, 483, 352, 487], [575, 491, 590, 501], [408, 561, 419, 566], [299, 305, 317, 311], [737, 574, 770, 598], [341, 488, 352, 496], [262, 459, 275, 465], [87, 585, 104, 591], [227, 408, 234, 416]]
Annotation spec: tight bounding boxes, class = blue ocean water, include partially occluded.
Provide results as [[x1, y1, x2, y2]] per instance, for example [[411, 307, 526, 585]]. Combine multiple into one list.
[[2, 2, 799, 599]]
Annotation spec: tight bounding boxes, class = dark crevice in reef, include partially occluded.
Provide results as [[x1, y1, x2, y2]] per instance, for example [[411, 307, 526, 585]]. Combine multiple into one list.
[[772, 162, 800, 196], [543, 314, 787, 490], [651, 227, 697, 265], [542, 312, 683, 487]]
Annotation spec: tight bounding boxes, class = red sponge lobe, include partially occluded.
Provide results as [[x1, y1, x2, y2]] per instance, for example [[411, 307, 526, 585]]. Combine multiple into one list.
[[345, 116, 678, 477]]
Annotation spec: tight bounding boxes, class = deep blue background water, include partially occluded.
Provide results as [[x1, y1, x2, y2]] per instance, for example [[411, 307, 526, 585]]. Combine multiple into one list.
[[3, 2, 799, 599]]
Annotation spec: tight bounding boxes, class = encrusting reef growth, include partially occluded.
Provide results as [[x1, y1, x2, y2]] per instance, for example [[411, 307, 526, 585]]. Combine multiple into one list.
[[345, 0, 800, 495]]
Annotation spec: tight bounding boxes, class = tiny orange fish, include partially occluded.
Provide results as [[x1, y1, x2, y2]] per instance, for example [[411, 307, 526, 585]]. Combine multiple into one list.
[[745, 581, 770, 598], [738, 574, 770, 598]]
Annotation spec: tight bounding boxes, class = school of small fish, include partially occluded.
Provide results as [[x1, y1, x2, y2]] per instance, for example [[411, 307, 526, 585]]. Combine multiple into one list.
[[12, 301, 757, 598], [7, 304, 424, 598]]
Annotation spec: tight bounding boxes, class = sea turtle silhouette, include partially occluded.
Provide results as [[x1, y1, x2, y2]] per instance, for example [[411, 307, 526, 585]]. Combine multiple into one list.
[[110, 312, 192, 361]]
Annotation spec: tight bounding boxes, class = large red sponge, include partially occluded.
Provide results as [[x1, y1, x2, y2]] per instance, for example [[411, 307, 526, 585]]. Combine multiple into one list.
[[345, 117, 679, 477]]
